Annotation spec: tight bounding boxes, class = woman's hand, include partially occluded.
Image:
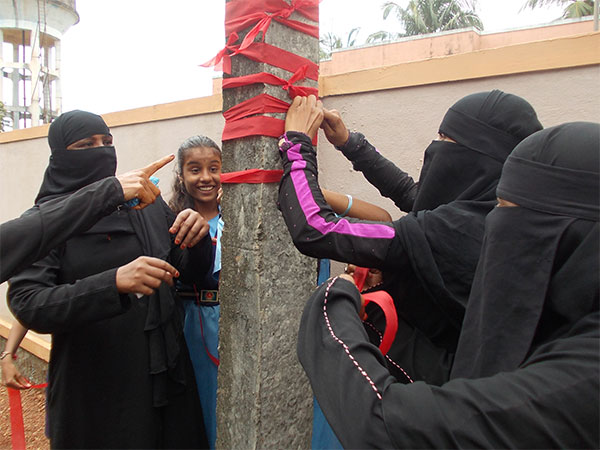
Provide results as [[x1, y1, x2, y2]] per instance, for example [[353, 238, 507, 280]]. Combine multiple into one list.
[[285, 95, 324, 140], [169, 209, 210, 249], [116, 256, 179, 296], [117, 154, 175, 209], [1, 358, 32, 390], [321, 108, 350, 147], [338, 272, 367, 320]]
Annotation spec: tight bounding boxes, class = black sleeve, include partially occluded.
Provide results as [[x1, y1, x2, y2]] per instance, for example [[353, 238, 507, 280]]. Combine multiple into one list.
[[277, 132, 407, 271], [297, 280, 600, 449], [7, 250, 130, 334], [338, 132, 418, 212], [0, 177, 124, 283]]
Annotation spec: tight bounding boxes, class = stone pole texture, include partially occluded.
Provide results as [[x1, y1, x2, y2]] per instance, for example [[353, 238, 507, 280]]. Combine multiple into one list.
[[216, 2, 319, 449]]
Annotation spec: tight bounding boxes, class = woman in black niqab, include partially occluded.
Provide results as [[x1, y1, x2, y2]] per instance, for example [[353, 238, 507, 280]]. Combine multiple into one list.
[[279, 90, 543, 385], [8, 110, 211, 449], [296, 121, 599, 449]]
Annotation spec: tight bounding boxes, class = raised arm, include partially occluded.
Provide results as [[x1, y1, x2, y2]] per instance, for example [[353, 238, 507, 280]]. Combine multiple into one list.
[[322, 109, 418, 212], [278, 96, 404, 270], [0, 155, 174, 283]]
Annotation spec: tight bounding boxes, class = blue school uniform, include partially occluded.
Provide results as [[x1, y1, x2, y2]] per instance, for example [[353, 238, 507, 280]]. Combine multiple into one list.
[[179, 212, 223, 449]]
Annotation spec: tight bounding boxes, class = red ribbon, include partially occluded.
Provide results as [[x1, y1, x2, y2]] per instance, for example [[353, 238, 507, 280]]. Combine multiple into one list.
[[222, 115, 285, 141], [200, 33, 240, 74], [226, 0, 320, 52], [353, 267, 398, 356], [221, 169, 284, 184], [204, 38, 318, 81], [8, 383, 48, 450], [223, 93, 290, 122], [222, 67, 318, 99]]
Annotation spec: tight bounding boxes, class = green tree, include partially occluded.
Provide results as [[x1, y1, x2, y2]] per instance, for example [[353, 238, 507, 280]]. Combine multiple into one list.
[[367, 0, 483, 43], [522, 0, 594, 18], [320, 27, 361, 59]]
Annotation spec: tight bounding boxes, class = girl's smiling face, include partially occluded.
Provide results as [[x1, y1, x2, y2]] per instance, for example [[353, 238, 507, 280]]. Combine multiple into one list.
[[180, 146, 222, 210]]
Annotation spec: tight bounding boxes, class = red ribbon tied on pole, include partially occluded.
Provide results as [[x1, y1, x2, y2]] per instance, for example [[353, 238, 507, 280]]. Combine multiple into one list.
[[226, 0, 320, 52], [221, 169, 283, 184], [353, 267, 398, 356], [222, 67, 318, 99]]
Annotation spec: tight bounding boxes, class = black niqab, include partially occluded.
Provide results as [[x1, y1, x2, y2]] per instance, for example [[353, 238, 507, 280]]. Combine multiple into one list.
[[412, 90, 543, 212], [451, 122, 600, 379], [36, 110, 115, 204], [386, 92, 543, 354]]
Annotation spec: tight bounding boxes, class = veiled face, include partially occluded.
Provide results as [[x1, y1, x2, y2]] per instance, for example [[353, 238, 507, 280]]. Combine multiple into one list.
[[66, 134, 113, 150]]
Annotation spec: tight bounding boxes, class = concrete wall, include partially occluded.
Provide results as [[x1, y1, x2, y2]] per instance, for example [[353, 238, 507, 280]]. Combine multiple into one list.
[[1, 28, 599, 358]]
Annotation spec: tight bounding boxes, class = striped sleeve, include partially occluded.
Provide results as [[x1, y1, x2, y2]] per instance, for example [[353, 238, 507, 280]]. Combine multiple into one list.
[[277, 132, 402, 270]]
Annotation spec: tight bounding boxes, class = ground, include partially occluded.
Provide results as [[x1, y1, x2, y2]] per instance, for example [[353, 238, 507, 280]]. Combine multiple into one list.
[[0, 386, 49, 449]]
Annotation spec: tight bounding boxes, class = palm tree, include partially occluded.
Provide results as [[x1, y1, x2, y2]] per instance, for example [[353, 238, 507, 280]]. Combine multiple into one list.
[[522, 0, 595, 18], [320, 27, 361, 59], [367, 0, 483, 43]]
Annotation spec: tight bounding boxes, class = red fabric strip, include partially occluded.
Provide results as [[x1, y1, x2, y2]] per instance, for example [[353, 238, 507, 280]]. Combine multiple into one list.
[[240, 42, 319, 80], [226, 0, 319, 49], [353, 266, 369, 292], [8, 388, 26, 450], [222, 71, 318, 99], [363, 291, 398, 356], [223, 93, 289, 122], [354, 267, 398, 355], [221, 169, 283, 184], [222, 115, 285, 141], [203, 39, 318, 81]]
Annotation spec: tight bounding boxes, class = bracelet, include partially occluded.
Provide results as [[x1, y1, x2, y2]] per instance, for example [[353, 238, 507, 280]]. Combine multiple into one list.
[[0, 351, 16, 361], [338, 194, 353, 218]]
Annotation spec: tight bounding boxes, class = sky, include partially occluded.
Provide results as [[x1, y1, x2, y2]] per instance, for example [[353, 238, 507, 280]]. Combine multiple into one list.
[[57, 0, 568, 115]]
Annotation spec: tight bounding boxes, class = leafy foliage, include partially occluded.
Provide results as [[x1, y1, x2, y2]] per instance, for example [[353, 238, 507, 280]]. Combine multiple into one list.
[[320, 27, 361, 59], [522, 0, 595, 18], [368, 0, 483, 42]]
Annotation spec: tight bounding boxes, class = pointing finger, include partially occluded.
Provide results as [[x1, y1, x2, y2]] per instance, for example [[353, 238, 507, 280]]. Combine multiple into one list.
[[141, 154, 175, 176]]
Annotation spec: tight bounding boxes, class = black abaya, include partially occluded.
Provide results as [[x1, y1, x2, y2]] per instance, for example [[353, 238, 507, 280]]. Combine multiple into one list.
[[297, 122, 600, 449], [7, 111, 210, 449]]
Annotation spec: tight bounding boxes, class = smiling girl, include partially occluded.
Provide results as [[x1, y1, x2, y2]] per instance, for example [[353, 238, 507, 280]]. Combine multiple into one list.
[[169, 135, 223, 449]]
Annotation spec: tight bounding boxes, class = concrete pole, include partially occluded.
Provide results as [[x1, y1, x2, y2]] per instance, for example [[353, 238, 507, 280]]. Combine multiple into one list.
[[216, 2, 318, 449], [594, 0, 599, 32]]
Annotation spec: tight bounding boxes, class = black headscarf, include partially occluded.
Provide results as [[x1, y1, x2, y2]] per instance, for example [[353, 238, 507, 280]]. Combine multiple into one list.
[[412, 90, 543, 212], [451, 122, 600, 379], [381, 91, 543, 354], [36, 110, 115, 204]]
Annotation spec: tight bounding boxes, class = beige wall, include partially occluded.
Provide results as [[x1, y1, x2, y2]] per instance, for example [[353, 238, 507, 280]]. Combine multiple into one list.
[[1, 28, 599, 357]]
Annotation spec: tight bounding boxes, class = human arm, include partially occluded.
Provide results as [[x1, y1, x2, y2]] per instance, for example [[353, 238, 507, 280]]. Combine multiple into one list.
[[0, 155, 174, 284], [322, 189, 392, 222], [1, 321, 32, 389], [322, 109, 418, 212], [8, 249, 178, 334], [278, 130, 402, 270], [297, 280, 600, 449]]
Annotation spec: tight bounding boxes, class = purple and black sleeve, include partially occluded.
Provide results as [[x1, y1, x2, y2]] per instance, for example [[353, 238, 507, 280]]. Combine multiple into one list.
[[277, 131, 405, 271]]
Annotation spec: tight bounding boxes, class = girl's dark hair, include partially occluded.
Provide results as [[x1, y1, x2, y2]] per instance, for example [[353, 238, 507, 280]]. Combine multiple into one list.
[[169, 135, 222, 214]]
